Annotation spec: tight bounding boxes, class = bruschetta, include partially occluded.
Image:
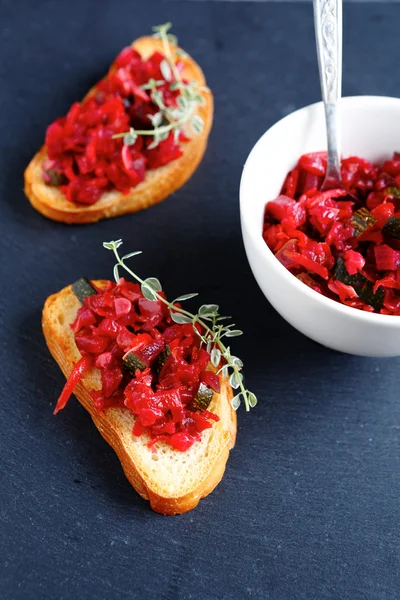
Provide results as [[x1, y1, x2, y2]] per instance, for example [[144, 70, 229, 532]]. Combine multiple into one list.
[[25, 24, 213, 224], [43, 262, 238, 514]]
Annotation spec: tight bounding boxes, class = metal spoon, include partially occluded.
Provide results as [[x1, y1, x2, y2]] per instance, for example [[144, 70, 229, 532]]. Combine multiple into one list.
[[313, 0, 345, 192]]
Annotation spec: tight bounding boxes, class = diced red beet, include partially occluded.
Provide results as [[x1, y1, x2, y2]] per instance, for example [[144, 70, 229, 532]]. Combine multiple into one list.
[[281, 169, 299, 198], [75, 334, 110, 354], [97, 318, 120, 337], [275, 239, 299, 269], [95, 352, 117, 370], [71, 307, 96, 333], [267, 195, 296, 222], [374, 274, 400, 293], [343, 250, 365, 275], [328, 280, 358, 303], [358, 229, 383, 244], [145, 133, 183, 169], [116, 326, 138, 351], [374, 244, 400, 271], [298, 152, 327, 176], [371, 202, 395, 228], [122, 332, 153, 353], [114, 297, 132, 318], [135, 337, 165, 366], [101, 367, 123, 398], [138, 297, 162, 317], [290, 252, 329, 280]]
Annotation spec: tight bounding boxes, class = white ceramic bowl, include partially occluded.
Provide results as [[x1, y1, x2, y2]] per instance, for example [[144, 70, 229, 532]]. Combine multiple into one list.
[[240, 96, 400, 357]]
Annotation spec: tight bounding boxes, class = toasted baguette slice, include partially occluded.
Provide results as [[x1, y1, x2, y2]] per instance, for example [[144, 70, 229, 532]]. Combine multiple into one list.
[[42, 282, 236, 514], [25, 36, 213, 224]]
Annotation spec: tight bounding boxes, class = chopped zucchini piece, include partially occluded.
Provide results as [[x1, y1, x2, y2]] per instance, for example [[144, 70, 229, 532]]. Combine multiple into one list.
[[72, 277, 97, 303], [122, 351, 146, 374], [383, 216, 400, 239], [155, 345, 171, 374], [191, 383, 213, 412], [44, 168, 67, 186], [351, 207, 376, 237], [335, 258, 384, 311], [385, 186, 400, 199]]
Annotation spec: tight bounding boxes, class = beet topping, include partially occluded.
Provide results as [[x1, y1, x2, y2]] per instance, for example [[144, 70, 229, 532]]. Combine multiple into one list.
[[263, 152, 400, 315], [43, 47, 187, 205], [60, 278, 220, 452]]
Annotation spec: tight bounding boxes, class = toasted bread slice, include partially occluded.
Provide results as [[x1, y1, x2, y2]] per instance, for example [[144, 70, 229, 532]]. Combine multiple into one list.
[[42, 282, 236, 514], [25, 36, 213, 224]]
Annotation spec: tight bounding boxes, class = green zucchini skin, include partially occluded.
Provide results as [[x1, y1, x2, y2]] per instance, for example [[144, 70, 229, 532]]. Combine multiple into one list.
[[155, 345, 172, 375], [44, 168, 68, 186], [72, 277, 98, 304], [386, 186, 400, 199], [351, 207, 376, 237], [191, 383, 213, 411], [335, 258, 384, 311], [383, 216, 400, 240], [122, 351, 147, 374]]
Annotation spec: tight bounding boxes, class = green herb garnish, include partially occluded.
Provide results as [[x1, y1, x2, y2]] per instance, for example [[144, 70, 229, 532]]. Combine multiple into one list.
[[113, 22, 207, 149], [103, 240, 257, 412]]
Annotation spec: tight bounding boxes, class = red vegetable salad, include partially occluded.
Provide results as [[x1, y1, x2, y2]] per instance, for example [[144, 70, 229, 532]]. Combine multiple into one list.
[[263, 152, 400, 315], [42, 47, 189, 206], [55, 278, 220, 452]]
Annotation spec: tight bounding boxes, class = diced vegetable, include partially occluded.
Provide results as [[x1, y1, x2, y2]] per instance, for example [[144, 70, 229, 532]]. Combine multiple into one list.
[[43, 168, 67, 186], [343, 250, 365, 275], [335, 258, 384, 310], [122, 350, 146, 373], [351, 207, 376, 237], [385, 186, 400, 199], [72, 277, 98, 303], [383, 216, 400, 239], [200, 371, 221, 393], [296, 273, 321, 292], [191, 383, 214, 411], [155, 344, 172, 374], [374, 245, 400, 271]]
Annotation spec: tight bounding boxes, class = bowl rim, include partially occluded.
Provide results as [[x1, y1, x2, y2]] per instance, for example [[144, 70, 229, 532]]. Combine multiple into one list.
[[240, 94, 400, 328]]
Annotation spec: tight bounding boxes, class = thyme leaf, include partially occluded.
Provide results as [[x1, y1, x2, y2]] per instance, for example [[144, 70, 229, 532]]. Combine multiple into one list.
[[112, 23, 207, 149]]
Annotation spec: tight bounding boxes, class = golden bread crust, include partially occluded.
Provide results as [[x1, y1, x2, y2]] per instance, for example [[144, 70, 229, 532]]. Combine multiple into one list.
[[24, 37, 213, 224]]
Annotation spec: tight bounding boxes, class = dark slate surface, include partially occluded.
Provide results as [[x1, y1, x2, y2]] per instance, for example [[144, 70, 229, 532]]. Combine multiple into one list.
[[2, 1, 400, 598]]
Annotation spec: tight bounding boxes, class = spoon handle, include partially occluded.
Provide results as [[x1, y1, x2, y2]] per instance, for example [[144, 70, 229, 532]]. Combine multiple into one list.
[[313, 0, 343, 183]]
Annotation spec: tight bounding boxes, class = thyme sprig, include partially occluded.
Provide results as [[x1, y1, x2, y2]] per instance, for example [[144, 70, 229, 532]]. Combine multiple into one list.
[[103, 240, 257, 412], [112, 22, 206, 149]]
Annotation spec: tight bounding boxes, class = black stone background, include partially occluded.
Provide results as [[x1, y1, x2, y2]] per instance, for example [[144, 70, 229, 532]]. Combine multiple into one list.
[[1, 1, 400, 598]]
